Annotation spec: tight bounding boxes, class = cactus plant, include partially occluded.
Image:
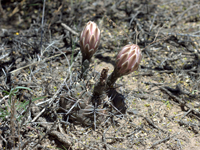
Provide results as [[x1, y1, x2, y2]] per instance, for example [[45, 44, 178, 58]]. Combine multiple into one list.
[[59, 21, 142, 128]]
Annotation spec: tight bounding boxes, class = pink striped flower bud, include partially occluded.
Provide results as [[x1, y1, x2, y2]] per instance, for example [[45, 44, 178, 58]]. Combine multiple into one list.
[[115, 44, 142, 76], [80, 21, 101, 61]]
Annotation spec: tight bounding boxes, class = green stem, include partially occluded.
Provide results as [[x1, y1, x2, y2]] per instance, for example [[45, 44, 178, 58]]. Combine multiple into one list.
[[106, 70, 120, 88], [81, 59, 90, 79]]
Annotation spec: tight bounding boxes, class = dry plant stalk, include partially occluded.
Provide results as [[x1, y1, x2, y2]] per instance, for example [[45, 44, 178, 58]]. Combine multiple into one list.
[[10, 96, 16, 148], [92, 67, 109, 106]]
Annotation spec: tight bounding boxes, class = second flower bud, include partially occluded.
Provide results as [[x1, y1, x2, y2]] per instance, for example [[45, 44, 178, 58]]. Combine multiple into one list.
[[115, 44, 142, 76]]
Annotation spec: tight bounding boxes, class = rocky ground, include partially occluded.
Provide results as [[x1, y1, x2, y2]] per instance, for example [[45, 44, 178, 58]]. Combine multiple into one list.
[[0, 0, 200, 149]]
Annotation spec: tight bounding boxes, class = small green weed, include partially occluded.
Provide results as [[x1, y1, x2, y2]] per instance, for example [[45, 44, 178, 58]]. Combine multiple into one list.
[[1, 86, 45, 121]]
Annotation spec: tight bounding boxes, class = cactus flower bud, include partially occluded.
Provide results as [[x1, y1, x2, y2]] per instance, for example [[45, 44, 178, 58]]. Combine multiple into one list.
[[115, 44, 142, 76], [106, 44, 142, 87], [80, 21, 101, 61]]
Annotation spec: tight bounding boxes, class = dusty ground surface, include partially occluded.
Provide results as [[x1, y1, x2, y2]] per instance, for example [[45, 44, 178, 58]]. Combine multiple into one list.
[[0, 0, 200, 149]]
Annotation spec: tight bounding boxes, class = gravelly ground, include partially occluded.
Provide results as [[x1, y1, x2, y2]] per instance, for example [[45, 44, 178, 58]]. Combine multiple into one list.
[[0, 0, 200, 149]]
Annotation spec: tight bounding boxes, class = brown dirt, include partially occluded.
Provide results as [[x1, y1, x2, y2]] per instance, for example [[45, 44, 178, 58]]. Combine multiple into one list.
[[0, 0, 200, 149]]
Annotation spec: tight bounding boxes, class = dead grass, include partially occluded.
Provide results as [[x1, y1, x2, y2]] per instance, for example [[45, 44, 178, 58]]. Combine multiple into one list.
[[0, 0, 200, 149]]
